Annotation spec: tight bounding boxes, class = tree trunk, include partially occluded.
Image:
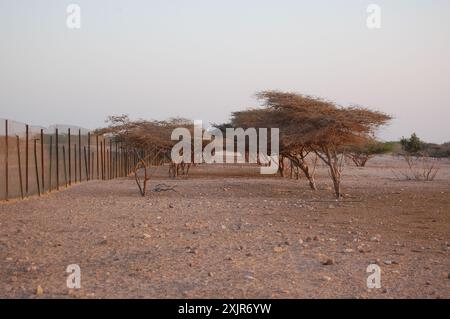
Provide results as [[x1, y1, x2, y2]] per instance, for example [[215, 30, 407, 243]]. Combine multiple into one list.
[[315, 146, 343, 199], [285, 153, 317, 190]]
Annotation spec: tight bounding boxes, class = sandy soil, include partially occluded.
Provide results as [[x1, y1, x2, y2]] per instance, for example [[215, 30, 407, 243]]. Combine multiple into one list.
[[0, 156, 449, 298]]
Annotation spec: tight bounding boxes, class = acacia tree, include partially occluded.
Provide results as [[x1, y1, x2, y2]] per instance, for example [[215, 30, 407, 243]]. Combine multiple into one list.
[[346, 140, 394, 167], [227, 91, 392, 198], [97, 115, 197, 195]]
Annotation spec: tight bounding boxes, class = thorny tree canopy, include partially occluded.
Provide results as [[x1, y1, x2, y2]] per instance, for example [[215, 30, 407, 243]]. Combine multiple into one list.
[[227, 91, 392, 153], [96, 115, 195, 154]]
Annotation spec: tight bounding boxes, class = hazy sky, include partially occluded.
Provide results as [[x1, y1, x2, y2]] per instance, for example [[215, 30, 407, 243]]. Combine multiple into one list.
[[1, 0, 449, 142]]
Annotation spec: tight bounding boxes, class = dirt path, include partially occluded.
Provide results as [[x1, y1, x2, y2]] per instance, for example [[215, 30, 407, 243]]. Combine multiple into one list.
[[1, 158, 449, 298]]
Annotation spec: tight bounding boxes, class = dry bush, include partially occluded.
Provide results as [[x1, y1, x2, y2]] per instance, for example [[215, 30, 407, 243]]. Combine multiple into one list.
[[395, 133, 440, 182], [394, 154, 440, 181]]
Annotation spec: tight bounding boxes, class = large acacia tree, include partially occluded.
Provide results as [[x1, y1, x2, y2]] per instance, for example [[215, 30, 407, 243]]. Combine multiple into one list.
[[225, 91, 392, 198]]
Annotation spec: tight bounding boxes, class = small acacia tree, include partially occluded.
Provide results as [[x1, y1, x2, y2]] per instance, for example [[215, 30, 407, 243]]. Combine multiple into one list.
[[346, 140, 394, 167], [97, 115, 197, 195]]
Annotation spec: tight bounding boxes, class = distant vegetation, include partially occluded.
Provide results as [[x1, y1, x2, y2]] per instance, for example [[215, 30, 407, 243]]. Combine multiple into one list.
[[397, 133, 450, 158]]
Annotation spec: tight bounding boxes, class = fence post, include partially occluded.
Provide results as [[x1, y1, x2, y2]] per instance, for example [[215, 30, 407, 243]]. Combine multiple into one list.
[[49, 136, 52, 192], [114, 141, 117, 178], [25, 124, 29, 195], [87, 132, 91, 181], [40, 129, 45, 192], [96, 135, 99, 180], [63, 145, 68, 188], [56, 128, 59, 191], [103, 137, 106, 179], [4, 119, 8, 201], [34, 139, 41, 196], [109, 139, 113, 179], [91, 151, 94, 179], [84, 146, 88, 180], [74, 144, 77, 183], [100, 141, 104, 180], [107, 149, 110, 180], [68, 128, 71, 186], [16, 135, 24, 199], [78, 129, 81, 182]]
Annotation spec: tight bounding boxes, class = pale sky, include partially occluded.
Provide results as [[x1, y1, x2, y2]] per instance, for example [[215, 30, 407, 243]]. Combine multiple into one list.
[[1, 0, 449, 142]]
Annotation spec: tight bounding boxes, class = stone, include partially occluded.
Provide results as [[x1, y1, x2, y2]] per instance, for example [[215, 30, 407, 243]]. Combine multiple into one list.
[[322, 258, 334, 266], [245, 275, 256, 281], [36, 285, 44, 296], [273, 246, 286, 253]]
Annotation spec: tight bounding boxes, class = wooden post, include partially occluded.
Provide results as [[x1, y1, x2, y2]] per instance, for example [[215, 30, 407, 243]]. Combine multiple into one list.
[[100, 141, 104, 180], [74, 144, 77, 183], [96, 135, 99, 180], [34, 139, 40, 196], [84, 146, 88, 180], [55, 128, 59, 191], [68, 128, 71, 186], [115, 142, 118, 178], [25, 124, 29, 195], [63, 145, 68, 188], [4, 119, 8, 200], [109, 140, 112, 179], [126, 149, 128, 176], [87, 132, 91, 181], [117, 144, 120, 177], [91, 151, 94, 179], [121, 144, 124, 177], [16, 136, 24, 199], [119, 144, 122, 177], [105, 148, 108, 180], [41, 129, 45, 191], [49, 136, 52, 192], [78, 129, 81, 182], [103, 138, 106, 179]]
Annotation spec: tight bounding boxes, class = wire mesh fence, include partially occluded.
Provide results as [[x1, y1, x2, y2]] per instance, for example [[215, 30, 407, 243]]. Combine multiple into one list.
[[0, 119, 138, 201]]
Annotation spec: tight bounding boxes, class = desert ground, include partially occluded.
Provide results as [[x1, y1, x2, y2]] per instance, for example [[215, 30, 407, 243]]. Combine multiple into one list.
[[0, 156, 449, 298]]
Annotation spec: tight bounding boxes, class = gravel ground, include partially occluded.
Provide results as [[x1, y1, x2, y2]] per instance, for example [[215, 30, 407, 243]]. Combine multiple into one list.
[[0, 157, 449, 298]]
